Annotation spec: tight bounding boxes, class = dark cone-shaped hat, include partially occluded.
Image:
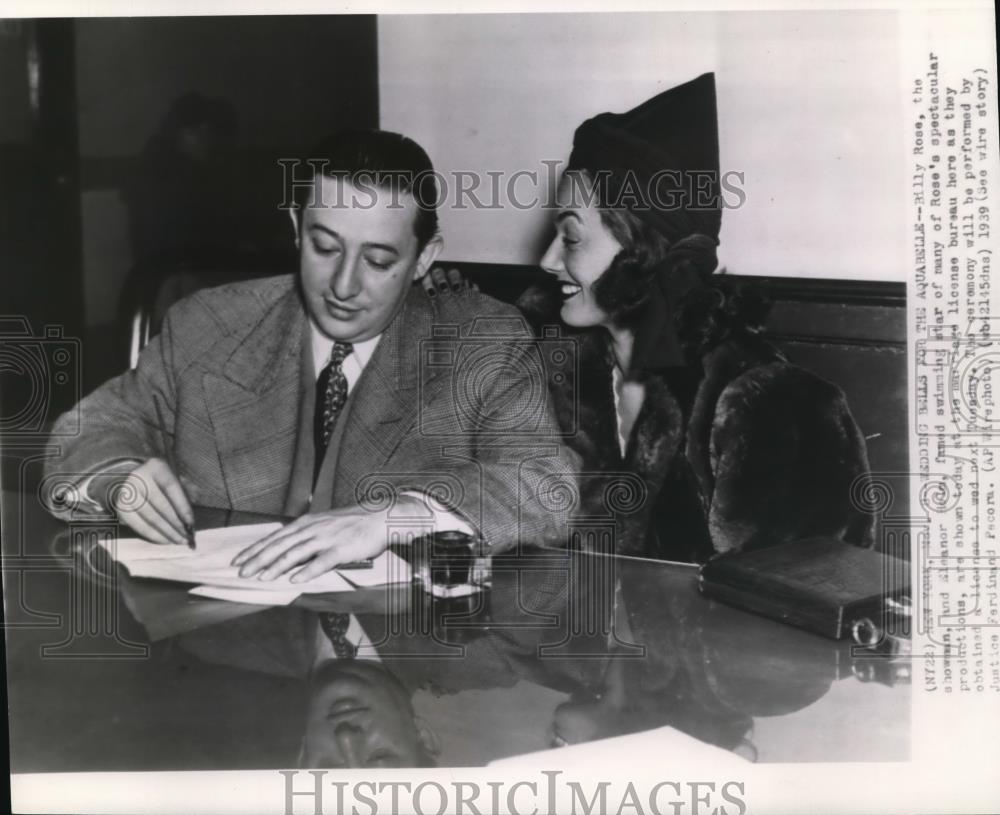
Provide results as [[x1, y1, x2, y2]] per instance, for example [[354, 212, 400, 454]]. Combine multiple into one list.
[[568, 73, 722, 372], [568, 72, 721, 242]]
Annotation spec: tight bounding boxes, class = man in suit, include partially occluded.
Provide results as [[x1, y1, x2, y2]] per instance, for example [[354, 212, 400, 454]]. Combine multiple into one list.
[[44, 129, 577, 582]]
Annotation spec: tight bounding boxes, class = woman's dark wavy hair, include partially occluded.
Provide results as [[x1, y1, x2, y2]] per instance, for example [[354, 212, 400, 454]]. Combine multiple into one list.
[[569, 169, 771, 359]]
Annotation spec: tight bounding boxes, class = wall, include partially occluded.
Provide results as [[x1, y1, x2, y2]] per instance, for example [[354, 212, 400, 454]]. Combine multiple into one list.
[[378, 11, 906, 281], [75, 16, 378, 161], [73, 15, 378, 332]]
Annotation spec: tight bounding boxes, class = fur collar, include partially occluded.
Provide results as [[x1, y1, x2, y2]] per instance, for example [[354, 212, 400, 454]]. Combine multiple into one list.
[[551, 327, 783, 558]]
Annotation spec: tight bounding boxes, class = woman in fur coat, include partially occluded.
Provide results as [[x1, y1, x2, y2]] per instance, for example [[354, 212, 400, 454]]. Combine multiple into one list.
[[521, 73, 874, 562]]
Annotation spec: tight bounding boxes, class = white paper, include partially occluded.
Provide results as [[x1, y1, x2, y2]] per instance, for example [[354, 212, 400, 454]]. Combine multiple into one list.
[[488, 725, 750, 769], [187, 585, 302, 606], [99, 523, 412, 595], [99, 523, 282, 564]]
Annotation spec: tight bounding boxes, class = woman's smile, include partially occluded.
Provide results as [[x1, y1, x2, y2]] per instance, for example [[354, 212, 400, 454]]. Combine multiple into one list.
[[560, 282, 583, 299]]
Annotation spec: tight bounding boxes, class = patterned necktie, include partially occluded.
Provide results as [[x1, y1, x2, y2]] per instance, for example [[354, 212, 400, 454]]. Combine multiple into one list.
[[313, 341, 353, 486], [319, 612, 357, 659]]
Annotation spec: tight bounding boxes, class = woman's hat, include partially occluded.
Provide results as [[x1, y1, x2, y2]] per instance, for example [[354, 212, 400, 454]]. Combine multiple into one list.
[[568, 73, 722, 372], [568, 72, 721, 243]]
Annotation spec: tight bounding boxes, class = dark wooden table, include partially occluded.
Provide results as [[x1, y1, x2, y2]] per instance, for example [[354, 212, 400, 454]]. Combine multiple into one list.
[[2, 490, 909, 770]]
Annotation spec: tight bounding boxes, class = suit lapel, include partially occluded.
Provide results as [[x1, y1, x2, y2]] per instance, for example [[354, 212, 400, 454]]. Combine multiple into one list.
[[202, 286, 305, 513], [333, 287, 445, 505]]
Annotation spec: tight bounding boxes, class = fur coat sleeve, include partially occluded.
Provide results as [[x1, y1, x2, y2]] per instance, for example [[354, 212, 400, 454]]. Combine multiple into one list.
[[546, 326, 874, 563], [693, 344, 875, 556]]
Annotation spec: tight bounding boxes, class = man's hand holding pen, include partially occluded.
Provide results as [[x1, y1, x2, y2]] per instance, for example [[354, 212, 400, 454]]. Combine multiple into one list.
[[97, 458, 196, 548]]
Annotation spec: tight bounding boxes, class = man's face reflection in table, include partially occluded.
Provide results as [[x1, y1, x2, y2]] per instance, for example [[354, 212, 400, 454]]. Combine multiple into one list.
[[302, 660, 440, 768]]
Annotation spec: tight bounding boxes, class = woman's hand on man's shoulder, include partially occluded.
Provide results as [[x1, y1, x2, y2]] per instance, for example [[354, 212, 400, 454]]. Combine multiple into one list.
[[422, 266, 478, 298]]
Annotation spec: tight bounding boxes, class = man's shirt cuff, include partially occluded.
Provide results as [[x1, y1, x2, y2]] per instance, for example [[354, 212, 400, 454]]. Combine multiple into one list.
[[399, 489, 476, 536]]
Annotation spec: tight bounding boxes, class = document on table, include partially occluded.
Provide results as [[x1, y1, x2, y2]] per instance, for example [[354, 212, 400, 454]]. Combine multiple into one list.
[[99, 523, 412, 605], [187, 584, 303, 606], [488, 725, 751, 769]]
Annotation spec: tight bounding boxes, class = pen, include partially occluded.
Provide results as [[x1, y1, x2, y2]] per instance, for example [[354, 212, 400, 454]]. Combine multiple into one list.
[[152, 393, 196, 550], [337, 559, 374, 570]]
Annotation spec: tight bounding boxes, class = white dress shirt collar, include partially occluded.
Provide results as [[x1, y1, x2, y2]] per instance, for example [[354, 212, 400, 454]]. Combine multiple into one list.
[[313, 616, 381, 665], [309, 321, 382, 388], [611, 363, 627, 457]]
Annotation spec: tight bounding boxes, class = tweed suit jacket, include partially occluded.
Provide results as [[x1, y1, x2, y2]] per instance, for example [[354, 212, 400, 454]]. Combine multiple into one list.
[[45, 275, 577, 550]]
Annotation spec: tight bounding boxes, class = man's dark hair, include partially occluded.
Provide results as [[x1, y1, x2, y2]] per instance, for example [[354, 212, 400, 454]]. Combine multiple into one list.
[[293, 129, 440, 252]]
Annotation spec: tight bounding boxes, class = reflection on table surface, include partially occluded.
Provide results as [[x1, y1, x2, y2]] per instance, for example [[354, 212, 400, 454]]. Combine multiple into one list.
[[3, 492, 909, 771]]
